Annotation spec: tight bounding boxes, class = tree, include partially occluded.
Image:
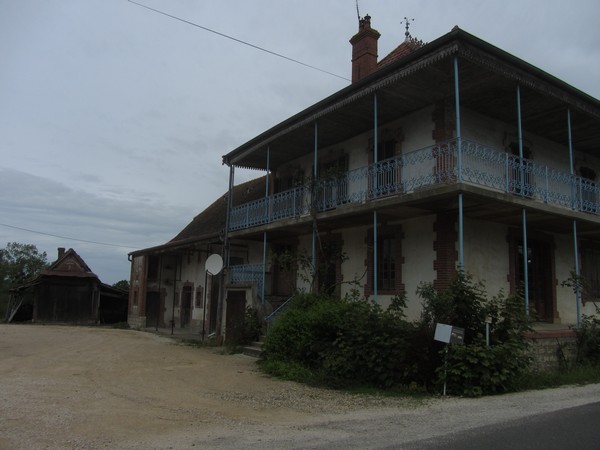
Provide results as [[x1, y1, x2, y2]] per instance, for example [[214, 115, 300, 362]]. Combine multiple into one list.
[[112, 280, 130, 292], [0, 242, 49, 317]]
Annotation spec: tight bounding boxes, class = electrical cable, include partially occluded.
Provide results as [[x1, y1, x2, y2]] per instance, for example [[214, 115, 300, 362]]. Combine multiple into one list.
[[127, 0, 351, 82], [0, 223, 138, 249]]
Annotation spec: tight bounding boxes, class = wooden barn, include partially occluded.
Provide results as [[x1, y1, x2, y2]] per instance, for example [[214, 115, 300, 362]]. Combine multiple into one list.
[[6, 248, 128, 324]]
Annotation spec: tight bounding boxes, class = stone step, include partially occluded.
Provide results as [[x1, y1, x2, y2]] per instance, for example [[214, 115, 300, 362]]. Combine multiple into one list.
[[242, 337, 265, 358]]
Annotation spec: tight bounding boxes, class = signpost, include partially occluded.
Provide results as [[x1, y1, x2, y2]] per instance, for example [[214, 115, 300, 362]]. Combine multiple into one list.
[[434, 323, 465, 396], [202, 254, 223, 341]]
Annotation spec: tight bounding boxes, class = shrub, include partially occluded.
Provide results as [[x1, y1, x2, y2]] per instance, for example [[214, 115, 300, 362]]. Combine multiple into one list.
[[574, 310, 600, 364], [263, 273, 533, 396], [417, 272, 532, 396], [262, 293, 415, 389]]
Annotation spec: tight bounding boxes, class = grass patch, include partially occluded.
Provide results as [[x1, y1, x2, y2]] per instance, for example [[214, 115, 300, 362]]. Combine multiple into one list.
[[178, 337, 216, 348], [517, 364, 600, 391], [259, 359, 324, 385]]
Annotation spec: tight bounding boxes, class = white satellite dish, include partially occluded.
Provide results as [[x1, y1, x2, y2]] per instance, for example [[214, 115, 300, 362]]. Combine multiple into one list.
[[205, 253, 223, 275]]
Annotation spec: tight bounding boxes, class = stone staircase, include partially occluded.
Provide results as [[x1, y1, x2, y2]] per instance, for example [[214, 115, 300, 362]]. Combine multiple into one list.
[[243, 335, 265, 358]]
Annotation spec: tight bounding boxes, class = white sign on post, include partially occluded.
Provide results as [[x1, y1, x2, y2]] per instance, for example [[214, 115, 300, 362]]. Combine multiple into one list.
[[434, 323, 453, 343]]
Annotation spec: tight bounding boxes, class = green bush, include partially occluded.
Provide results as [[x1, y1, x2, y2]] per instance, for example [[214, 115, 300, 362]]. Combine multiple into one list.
[[574, 311, 600, 364], [262, 293, 415, 388], [262, 273, 533, 396], [417, 272, 532, 396]]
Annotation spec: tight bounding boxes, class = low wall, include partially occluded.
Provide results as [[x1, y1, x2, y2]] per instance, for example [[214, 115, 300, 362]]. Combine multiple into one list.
[[526, 330, 577, 372]]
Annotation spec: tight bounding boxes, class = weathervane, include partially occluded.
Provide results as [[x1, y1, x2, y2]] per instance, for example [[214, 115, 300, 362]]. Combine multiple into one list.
[[401, 17, 414, 41]]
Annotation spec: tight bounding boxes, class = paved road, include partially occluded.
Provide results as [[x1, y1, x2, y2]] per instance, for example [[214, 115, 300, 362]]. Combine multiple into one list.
[[404, 401, 600, 449]]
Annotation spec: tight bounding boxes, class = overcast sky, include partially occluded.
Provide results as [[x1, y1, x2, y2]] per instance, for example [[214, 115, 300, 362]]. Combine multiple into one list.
[[1, 0, 599, 284]]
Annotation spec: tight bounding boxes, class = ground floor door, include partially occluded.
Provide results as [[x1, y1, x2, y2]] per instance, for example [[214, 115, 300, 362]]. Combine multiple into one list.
[[225, 290, 246, 343], [145, 291, 161, 328], [516, 238, 555, 322]]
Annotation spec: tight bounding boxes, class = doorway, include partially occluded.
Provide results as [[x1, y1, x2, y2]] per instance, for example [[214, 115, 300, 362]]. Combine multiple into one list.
[[145, 291, 161, 328], [225, 290, 246, 344], [513, 237, 556, 322]]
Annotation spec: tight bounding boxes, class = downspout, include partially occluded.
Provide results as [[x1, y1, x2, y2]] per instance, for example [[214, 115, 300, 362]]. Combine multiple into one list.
[[157, 254, 162, 331], [217, 164, 235, 341], [454, 54, 464, 270], [262, 147, 270, 305], [373, 92, 378, 304], [170, 255, 178, 335], [568, 107, 581, 327], [312, 122, 318, 292], [517, 83, 529, 316]]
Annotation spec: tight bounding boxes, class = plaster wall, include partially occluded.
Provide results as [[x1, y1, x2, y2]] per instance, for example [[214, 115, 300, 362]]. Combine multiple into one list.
[[401, 215, 437, 320], [463, 218, 510, 297]]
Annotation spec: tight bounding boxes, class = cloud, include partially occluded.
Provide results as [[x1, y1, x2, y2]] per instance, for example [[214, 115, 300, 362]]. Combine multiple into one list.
[[0, 167, 194, 283]]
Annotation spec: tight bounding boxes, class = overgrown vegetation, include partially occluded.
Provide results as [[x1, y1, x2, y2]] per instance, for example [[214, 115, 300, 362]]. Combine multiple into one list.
[[574, 309, 600, 364], [261, 272, 537, 396], [1, 242, 48, 319]]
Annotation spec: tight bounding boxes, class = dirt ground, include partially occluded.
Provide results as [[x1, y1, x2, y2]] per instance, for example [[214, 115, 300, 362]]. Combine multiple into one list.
[[1, 324, 599, 449], [0, 324, 417, 449]]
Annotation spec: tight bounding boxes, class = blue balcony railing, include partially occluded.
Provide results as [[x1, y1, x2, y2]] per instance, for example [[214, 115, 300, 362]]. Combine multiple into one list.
[[229, 263, 264, 298], [229, 139, 600, 231]]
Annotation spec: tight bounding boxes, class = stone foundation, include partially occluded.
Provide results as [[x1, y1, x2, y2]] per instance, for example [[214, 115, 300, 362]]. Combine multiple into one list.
[[526, 330, 577, 372]]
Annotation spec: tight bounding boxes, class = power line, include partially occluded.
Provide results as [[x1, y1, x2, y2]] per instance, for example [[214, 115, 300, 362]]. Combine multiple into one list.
[[127, 0, 351, 82], [0, 223, 138, 250]]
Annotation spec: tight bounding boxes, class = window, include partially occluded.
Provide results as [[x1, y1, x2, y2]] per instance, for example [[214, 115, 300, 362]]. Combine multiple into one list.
[[365, 226, 404, 296], [147, 255, 159, 280], [378, 236, 396, 290], [581, 241, 600, 300]]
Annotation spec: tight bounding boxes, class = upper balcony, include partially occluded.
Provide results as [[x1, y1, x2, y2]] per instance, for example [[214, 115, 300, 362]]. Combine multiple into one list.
[[228, 139, 600, 234]]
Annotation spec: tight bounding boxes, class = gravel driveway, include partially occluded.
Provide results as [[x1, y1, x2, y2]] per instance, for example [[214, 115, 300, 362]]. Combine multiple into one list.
[[1, 324, 598, 449]]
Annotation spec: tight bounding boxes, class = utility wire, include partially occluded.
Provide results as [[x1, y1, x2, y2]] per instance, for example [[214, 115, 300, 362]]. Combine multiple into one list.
[[0, 223, 138, 250], [127, 0, 351, 82]]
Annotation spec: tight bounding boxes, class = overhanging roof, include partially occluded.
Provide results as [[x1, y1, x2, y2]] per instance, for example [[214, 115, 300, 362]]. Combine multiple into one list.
[[222, 27, 600, 171]]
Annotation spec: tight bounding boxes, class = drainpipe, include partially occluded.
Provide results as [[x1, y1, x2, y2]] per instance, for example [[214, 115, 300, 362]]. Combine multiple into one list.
[[217, 164, 235, 340], [171, 255, 178, 335], [568, 108, 581, 327], [262, 147, 270, 305], [312, 122, 318, 292], [157, 255, 162, 331], [517, 83, 529, 316], [373, 92, 378, 304], [454, 54, 464, 270]]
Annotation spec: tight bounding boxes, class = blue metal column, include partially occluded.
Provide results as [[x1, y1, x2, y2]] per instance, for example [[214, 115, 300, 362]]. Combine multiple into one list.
[[567, 108, 581, 327], [217, 163, 235, 338], [454, 55, 464, 270], [373, 93, 378, 304], [517, 83, 529, 315], [312, 122, 318, 291], [225, 164, 235, 268], [261, 147, 270, 305]]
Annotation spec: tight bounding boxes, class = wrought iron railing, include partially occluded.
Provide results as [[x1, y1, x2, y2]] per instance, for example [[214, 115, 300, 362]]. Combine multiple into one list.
[[229, 139, 599, 231], [229, 263, 264, 299], [264, 295, 294, 327]]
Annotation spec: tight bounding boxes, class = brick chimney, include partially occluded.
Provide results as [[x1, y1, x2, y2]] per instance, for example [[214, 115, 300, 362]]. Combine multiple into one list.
[[58, 247, 65, 259], [349, 15, 381, 83]]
